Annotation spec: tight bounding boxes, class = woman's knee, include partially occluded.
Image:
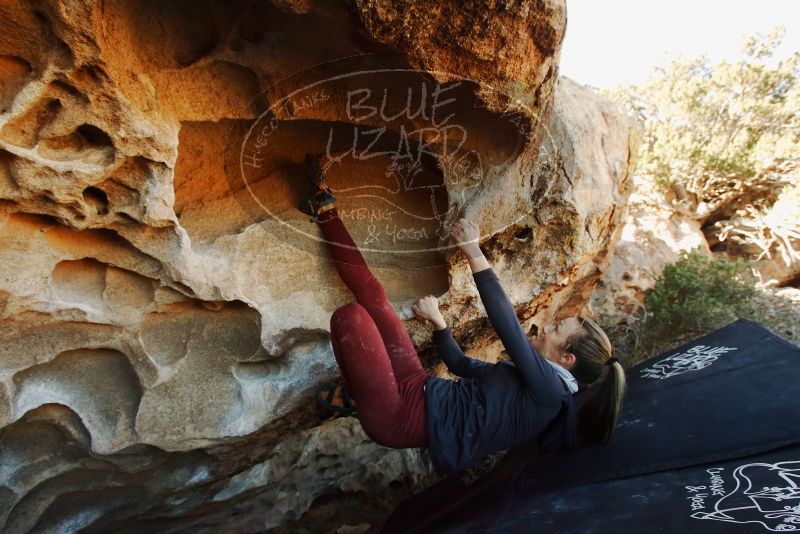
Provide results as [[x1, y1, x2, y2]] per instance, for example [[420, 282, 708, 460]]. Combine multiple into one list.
[[330, 302, 369, 332]]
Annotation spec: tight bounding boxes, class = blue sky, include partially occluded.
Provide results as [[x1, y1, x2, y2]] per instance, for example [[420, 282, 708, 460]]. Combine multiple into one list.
[[559, 0, 800, 90]]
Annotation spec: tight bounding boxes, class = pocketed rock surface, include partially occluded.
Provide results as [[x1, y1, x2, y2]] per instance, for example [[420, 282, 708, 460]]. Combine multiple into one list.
[[0, 0, 639, 531]]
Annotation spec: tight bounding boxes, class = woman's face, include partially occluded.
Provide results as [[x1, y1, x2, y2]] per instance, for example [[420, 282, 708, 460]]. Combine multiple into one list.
[[531, 316, 583, 369]]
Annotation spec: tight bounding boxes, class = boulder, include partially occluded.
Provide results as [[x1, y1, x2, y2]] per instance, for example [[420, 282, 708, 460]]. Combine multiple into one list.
[[0, 0, 638, 530], [591, 174, 711, 324]]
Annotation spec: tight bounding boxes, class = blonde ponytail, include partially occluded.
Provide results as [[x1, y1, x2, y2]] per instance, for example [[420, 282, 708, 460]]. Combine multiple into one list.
[[565, 317, 627, 446]]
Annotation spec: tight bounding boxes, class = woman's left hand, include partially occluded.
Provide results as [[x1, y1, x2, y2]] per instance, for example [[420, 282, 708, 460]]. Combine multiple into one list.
[[412, 295, 445, 328]]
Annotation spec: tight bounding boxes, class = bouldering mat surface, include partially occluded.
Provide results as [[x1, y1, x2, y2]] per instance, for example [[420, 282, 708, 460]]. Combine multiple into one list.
[[383, 318, 800, 533]]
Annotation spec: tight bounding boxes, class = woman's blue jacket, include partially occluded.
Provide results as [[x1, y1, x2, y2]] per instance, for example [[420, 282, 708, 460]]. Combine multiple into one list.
[[424, 267, 578, 476]]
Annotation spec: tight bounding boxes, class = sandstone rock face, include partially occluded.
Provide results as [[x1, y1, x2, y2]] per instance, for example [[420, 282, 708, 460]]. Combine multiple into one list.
[[0, 0, 638, 530], [591, 174, 711, 324]]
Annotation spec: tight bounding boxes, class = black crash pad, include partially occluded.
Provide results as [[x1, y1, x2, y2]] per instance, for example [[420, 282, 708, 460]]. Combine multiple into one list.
[[382, 318, 800, 533]]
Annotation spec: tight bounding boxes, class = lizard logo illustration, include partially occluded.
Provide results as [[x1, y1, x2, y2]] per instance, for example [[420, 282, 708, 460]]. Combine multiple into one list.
[[640, 344, 738, 380], [691, 461, 800, 531]]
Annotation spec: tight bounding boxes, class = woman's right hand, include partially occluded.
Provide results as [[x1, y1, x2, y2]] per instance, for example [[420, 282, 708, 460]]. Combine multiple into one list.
[[451, 217, 481, 256]]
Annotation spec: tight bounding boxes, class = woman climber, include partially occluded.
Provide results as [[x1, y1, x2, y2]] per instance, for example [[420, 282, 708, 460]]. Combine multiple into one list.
[[301, 153, 627, 476]]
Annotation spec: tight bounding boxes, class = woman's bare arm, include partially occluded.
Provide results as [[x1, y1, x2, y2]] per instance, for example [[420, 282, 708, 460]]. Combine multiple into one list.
[[463, 244, 490, 273], [450, 219, 490, 274]]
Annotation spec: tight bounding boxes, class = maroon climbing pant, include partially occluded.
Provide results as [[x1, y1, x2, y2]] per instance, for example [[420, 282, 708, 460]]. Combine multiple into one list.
[[317, 207, 428, 448]]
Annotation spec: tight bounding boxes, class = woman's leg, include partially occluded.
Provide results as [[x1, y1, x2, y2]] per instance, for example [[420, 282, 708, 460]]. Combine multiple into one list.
[[330, 302, 427, 448], [317, 206, 425, 383]]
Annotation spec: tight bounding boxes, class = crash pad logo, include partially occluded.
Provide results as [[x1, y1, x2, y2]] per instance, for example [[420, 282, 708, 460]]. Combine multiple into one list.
[[640, 344, 737, 380], [686, 461, 800, 531]]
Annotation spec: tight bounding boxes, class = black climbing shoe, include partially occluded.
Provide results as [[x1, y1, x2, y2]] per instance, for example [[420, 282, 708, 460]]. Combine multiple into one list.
[[299, 153, 336, 219], [316, 383, 357, 418], [305, 152, 326, 189]]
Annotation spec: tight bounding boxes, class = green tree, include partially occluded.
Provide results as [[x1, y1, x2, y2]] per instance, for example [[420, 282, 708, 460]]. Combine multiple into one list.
[[605, 26, 800, 223], [642, 249, 756, 339]]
